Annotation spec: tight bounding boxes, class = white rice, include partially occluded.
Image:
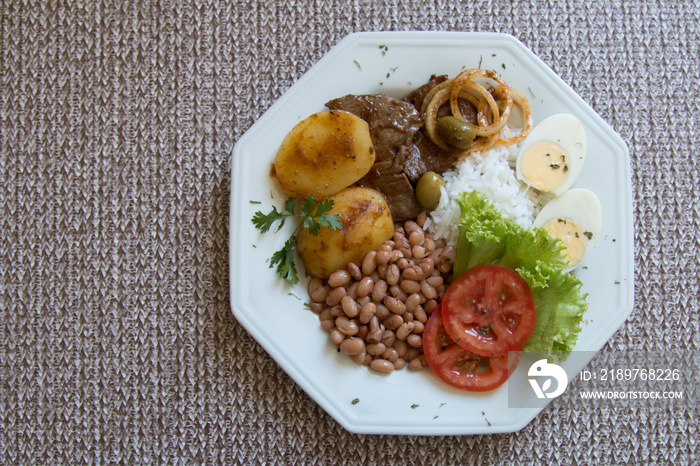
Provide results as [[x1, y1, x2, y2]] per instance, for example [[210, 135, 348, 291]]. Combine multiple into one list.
[[424, 142, 549, 247]]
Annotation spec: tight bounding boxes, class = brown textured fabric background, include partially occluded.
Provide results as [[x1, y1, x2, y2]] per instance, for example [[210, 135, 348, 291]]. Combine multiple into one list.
[[2, 0, 698, 464]]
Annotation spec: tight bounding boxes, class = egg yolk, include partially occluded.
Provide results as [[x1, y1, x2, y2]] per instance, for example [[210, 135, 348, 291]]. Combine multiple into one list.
[[543, 217, 587, 267], [520, 140, 569, 192]]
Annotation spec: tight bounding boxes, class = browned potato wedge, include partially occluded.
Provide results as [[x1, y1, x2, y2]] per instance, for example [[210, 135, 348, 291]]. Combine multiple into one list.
[[297, 187, 394, 279], [274, 110, 375, 199]]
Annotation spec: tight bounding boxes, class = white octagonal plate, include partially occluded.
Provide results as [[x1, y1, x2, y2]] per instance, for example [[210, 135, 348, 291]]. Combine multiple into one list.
[[229, 31, 634, 435]]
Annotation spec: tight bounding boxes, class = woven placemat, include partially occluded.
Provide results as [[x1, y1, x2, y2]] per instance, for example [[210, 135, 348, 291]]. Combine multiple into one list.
[[2, 1, 698, 463]]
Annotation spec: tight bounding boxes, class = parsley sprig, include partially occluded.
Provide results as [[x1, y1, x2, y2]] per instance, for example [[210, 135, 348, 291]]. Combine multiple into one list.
[[252, 195, 342, 284]]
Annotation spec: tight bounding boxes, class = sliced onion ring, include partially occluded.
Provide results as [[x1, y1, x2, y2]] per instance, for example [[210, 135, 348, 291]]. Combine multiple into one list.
[[460, 80, 501, 131], [496, 86, 532, 146], [420, 78, 453, 116], [449, 69, 513, 137]]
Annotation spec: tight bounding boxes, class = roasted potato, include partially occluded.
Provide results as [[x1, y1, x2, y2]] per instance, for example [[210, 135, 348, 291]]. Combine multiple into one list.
[[274, 110, 375, 199], [297, 187, 394, 279]]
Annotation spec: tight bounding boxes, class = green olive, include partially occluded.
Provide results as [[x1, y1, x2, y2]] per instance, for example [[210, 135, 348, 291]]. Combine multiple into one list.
[[436, 116, 477, 150], [415, 171, 446, 210]]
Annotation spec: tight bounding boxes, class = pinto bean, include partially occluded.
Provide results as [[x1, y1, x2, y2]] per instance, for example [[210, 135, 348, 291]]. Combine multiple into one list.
[[405, 293, 422, 312], [357, 295, 371, 307], [408, 358, 424, 370], [357, 324, 369, 340], [328, 270, 351, 288], [437, 261, 451, 274], [366, 328, 384, 344], [359, 302, 376, 324], [320, 319, 335, 332], [361, 251, 378, 275], [385, 264, 400, 285], [309, 281, 330, 303], [330, 328, 345, 346], [409, 229, 425, 246], [420, 279, 438, 300], [426, 275, 443, 288], [346, 281, 359, 299], [370, 359, 395, 373], [380, 329, 396, 347], [383, 314, 404, 331], [369, 316, 380, 333], [429, 248, 443, 264], [381, 347, 399, 363], [319, 308, 333, 322], [405, 347, 421, 362], [309, 302, 324, 314], [376, 249, 392, 265], [326, 286, 346, 306], [356, 276, 374, 298], [335, 316, 359, 336], [376, 263, 388, 280], [412, 245, 426, 259], [416, 211, 428, 228], [340, 337, 365, 355], [347, 262, 362, 281], [405, 221, 420, 235], [366, 316, 383, 343], [389, 285, 408, 302], [366, 342, 387, 356], [341, 295, 359, 318], [371, 279, 388, 302], [400, 279, 421, 295], [394, 232, 409, 250], [442, 245, 456, 262], [392, 339, 408, 357], [396, 321, 415, 340], [375, 303, 390, 320], [424, 299, 439, 314], [402, 266, 422, 281], [407, 334, 423, 348], [413, 305, 428, 324], [420, 258, 434, 276], [351, 351, 369, 364], [384, 296, 406, 315]]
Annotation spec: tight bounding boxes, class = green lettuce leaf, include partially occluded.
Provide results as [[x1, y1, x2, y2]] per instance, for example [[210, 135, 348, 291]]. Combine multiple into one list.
[[522, 267, 588, 356], [453, 191, 587, 359], [453, 191, 520, 276]]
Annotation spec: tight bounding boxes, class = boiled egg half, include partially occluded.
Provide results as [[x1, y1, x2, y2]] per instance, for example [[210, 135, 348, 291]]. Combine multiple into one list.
[[533, 188, 602, 272], [516, 113, 586, 196]]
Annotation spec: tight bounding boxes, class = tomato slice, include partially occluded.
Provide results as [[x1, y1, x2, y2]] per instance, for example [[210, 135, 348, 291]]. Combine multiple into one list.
[[423, 304, 519, 392], [441, 264, 536, 356]]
